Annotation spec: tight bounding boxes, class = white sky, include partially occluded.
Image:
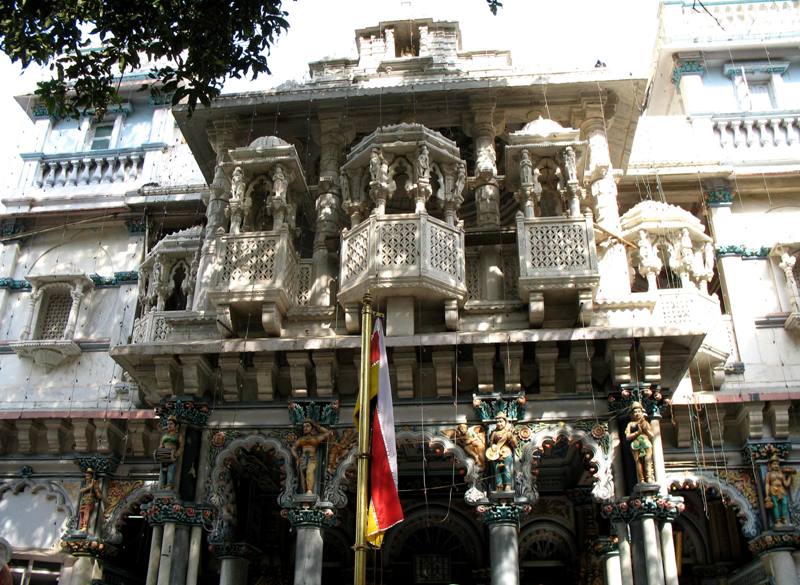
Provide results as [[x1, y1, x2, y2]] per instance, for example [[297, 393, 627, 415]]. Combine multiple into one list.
[[0, 0, 660, 195]]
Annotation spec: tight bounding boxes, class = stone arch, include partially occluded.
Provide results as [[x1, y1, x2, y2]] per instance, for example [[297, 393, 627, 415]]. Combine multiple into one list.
[[0, 476, 75, 518], [206, 434, 295, 539], [323, 428, 486, 508], [665, 471, 760, 538], [103, 484, 156, 544], [519, 520, 578, 565], [382, 502, 484, 569], [518, 423, 613, 503], [0, 477, 75, 548]]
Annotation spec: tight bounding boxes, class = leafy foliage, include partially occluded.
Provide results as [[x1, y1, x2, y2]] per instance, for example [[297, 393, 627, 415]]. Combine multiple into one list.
[[0, 0, 289, 118], [0, 0, 502, 119]]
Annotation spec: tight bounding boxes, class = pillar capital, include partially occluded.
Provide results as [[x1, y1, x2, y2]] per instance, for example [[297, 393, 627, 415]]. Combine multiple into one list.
[[284, 506, 336, 529], [208, 541, 261, 561], [477, 503, 528, 527], [74, 454, 119, 477], [140, 493, 215, 527], [155, 396, 211, 429], [591, 535, 620, 559], [601, 493, 684, 524], [748, 531, 800, 556]]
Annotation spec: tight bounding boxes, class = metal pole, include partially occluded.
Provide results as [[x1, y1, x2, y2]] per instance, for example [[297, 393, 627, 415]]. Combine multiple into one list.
[[353, 294, 373, 585]]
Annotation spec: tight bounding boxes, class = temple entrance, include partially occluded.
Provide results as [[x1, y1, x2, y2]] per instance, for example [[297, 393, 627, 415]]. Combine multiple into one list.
[[383, 504, 483, 585]]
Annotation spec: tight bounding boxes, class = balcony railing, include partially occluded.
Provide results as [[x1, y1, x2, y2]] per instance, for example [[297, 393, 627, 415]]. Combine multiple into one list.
[[131, 311, 172, 344], [31, 148, 148, 189], [208, 228, 299, 336], [516, 214, 600, 326], [338, 212, 466, 304], [713, 111, 800, 150]]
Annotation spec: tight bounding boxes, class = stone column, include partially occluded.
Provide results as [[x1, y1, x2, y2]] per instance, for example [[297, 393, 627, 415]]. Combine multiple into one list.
[[193, 120, 236, 311], [169, 525, 191, 585], [480, 504, 521, 585], [660, 521, 679, 585], [650, 417, 667, 493], [288, 508, 334, 585], [71, 557, 95, 585], [63, 286, 86, 339], [580, 117, 630, 299], [595, 538, 623, 585], [219, 557, 249, 585], [640, 515, 665, 585], [186, 430, 212, 585], [311, 115, 351, 307], [146, 525, 164, 585], [19, 286, 41, 340], [157, 522, 177, 585], [762, 550, 800, 585]]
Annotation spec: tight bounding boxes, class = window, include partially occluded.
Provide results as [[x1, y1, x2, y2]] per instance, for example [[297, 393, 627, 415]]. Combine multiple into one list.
[[89, 123, 114, 150], [724, 61, 788, 113], [37, 289, 72, 340], [8, 558, 61, 584]]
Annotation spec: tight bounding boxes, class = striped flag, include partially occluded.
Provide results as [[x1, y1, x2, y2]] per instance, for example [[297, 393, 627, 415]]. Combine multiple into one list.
[[356, 318, 403, 548]]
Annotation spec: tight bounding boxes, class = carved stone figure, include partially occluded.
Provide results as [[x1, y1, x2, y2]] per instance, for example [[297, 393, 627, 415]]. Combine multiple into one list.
[[229, 166, 246, 234], [636, 230, 662, 290], [563, 146, 578, 184], [231, 166, 246, 202], [486, 412, 517, 491], [326, 428, 357, 475], [454, 162, 466, 200], [77, 468, 103, 532], [456, 423, 486, 469], [155, 416, 183, 490], [292, 420, 333, 495], [520, 149, 533, 186], [416, 144, 430, 182], [268, 165, 290, 230], [624, 402, 655, 484], [369, 147, 388, 187], [765, 455, 795, 527]]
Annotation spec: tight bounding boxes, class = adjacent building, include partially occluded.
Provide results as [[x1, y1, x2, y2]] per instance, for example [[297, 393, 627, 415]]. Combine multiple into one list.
[[1, 3, 800, 585]]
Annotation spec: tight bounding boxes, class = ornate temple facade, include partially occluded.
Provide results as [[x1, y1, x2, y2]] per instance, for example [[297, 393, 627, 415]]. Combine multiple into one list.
[[2, 3, 800, 585]]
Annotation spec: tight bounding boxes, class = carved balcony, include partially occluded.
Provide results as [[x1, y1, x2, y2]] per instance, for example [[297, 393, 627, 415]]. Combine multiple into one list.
[[338, 123, 468, 333], [339, 212, 466, 331], [515, 214, 600, 327], [207, 228, 299, 337]]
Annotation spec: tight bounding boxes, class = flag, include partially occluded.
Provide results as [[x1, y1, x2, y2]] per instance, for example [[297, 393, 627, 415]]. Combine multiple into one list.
[[360, 318, 403, 547]]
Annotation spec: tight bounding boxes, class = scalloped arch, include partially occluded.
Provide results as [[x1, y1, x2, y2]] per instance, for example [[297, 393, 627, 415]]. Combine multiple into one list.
[[102, 485, 155, 544], [665, 471, 760, 538], [518, 423, 614, 503]]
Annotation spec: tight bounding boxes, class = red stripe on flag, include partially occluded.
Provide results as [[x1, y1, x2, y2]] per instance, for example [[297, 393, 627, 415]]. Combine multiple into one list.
[[370, 406, 404, 532]]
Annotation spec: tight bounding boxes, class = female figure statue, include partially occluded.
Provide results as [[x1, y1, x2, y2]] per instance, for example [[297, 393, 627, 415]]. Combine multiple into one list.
[[625, 402, 655, 484], [765, 455, 795, 527], [485, 412, 517, 491], [292, 420, 333, 495], [156, 416, 183, 490], [77, 468, 103, 532]]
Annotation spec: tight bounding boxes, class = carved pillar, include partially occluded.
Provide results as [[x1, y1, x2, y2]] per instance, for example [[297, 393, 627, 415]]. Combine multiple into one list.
[[570, 342, 593, 394], [766, 401, 791, 439], [20, 287, 41, 341], [479, 504, 522, 585], [432, 348, 455, 398], [193, 119, 236, 311], [501, 344, 523, 393], [287, 507, 335, 585], [473, 345, 496, 394], [287, 352, 311, 398], [594, 538, 623, 585], [393, 347, 416, 399], [146, 525, 164, 585], [660, 520, 679, 585], [536, 343, 558, 397], [580, 116, 630, 299], [762, 550, 800, 585], [606, 341, 632, 387], [219, 558, 248, 585], [253, 352, 278, 401]]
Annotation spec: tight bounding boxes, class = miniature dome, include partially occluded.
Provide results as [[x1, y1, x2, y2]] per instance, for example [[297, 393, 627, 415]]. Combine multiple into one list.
[[248, 136, 290, 150], [519, 116, 569, 138]]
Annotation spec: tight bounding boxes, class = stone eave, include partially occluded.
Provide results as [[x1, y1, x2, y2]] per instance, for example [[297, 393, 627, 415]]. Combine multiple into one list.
[[175, 70, 646, 184], [111, 325, 704, 397]]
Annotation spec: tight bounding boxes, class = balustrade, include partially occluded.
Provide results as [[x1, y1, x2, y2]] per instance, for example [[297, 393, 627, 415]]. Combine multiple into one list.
[[339, 212, 466, 306], [208, 228, 299, 337], [132, 311, 172, 344], [713, 112, 800, 150], [34, 149, 145, 189], [515, 213, 599, 327]]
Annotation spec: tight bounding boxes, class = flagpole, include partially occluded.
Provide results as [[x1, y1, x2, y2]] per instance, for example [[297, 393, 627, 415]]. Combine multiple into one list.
[[354, 293, 373, 585]]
